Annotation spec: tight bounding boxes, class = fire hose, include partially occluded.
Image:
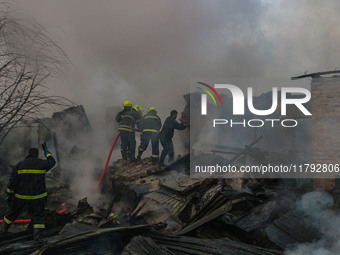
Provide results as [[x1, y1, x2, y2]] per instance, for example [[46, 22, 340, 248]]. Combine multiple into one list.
[[98, 132, 120, 185], [0, 208, 68, 224]]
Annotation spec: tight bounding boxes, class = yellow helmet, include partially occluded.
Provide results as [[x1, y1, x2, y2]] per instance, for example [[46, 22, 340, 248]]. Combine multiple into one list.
[[133, 105, 143, 114], [147, 107, 157, 113], [123, 101, 132, 108]]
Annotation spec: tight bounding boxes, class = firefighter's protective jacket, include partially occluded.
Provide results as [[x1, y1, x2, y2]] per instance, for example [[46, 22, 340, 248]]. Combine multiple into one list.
[[7, 155, 56, 200], [141, 110, 162, 133], [159, 116, 186, 139], [116, 109, 141, 132]]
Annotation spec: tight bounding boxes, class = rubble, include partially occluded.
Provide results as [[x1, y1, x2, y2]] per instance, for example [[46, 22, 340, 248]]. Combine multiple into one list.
[[0, 87, 339, 254], [265, 211, 321, 249], [1, 152, 338, 254], [121, 235, 175, 255], [145, 233, 284, 255], [230, 200, 278, 232], [31, 224, 164, 255]]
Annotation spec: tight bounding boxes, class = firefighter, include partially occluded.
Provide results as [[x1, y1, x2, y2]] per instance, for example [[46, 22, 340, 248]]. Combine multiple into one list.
[[159, 110, 187, 166], [132, 105, 144, 131], [137, 107, 162, 164], [115, 101, 141, 161], [0, 143, 56, 245]]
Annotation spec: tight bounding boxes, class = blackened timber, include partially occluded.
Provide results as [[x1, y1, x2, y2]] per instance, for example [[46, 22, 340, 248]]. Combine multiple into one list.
[[225, 136, 263, 165], [121, 235, 175, 255], [173, 202, 232, 236], [59, 222, 98, 238], [32, 224, 164, 255], [291, 70, 340, 80], [211, 149, 240, 155], [148, 234, 284, 255], [265, 211, 320, 249], [231, 201, 277, 232]]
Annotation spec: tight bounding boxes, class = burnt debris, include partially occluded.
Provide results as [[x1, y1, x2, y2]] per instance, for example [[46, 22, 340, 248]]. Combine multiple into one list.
[[0, 82, 339, 255]]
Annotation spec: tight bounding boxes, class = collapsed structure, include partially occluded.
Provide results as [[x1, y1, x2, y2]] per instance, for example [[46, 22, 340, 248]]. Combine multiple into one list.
[[0, 71, 340, 254]]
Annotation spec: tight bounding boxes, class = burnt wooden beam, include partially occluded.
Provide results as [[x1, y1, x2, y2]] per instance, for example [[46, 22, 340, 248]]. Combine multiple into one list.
[[291, 70, 340, 80], [225, 136, 263, 165]]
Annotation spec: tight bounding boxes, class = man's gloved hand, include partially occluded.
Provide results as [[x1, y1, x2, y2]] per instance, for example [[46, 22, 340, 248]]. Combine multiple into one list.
[[5, 193, 13, 205], [41, 142, 51, 157]]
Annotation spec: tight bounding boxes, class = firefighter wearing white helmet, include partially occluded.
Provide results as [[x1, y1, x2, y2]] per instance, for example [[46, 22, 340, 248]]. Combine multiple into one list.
[[115, 101, 141, 161], [137, 107, 162, 164]]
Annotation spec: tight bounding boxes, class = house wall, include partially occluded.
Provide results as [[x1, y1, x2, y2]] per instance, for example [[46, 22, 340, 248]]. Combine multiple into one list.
[[311, 77, 340, 164]]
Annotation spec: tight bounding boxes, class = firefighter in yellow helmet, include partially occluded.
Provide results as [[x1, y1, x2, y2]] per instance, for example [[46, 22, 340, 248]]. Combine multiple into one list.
[[137, 107, 162, 164], [115, 101, 141, 161], [123, 101, 132, 108], [132, 105, 143, 131]]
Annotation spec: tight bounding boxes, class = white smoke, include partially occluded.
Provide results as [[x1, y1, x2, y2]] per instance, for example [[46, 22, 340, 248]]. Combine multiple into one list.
[[287, 190, 340, 255], [68, 157, 102, 206]]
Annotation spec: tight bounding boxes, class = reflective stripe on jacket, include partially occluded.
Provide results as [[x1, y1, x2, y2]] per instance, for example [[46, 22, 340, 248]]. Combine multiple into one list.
[[8, 155, 56, 200], [141, 111, 162, 133], [116, 109, 141, 132]]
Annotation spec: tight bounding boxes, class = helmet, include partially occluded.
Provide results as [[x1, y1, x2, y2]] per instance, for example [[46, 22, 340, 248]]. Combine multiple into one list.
[[132, 105, 143, 114], [123, 101, 132, 108], [147, 107, 157, 113]]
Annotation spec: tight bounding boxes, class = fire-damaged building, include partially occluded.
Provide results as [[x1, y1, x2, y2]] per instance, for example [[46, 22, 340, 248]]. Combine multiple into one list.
[[0, 72, 340, 254], [293, 71, 340, 189], [0, 105, 92, 167]]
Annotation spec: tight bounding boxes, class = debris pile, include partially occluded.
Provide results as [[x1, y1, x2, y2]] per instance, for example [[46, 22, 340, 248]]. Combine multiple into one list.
[[1, 76, 340, 254], [1, 153, 338, 254]]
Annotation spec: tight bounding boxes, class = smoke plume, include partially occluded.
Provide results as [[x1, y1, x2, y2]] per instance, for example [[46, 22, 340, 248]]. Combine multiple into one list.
[[287, 191, 340, 255], [6, 1, 340, 206]]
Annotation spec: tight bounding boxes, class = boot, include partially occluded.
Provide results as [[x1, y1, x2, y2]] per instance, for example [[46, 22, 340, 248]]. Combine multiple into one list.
[[33, 228, 47, 246], [128, 150, 137, 162], [0, 222, 10, 236], [129, 157, 137, 162], [152, 157, 159, 165], [121, 150, 127, 160], [137, 151, 142, 161]]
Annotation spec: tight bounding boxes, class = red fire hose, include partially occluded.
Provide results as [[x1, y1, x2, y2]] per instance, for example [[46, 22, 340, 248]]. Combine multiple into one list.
[[58, 208, 68, 214], [0, 208, 68, 224], [98, 132, 120, 185]]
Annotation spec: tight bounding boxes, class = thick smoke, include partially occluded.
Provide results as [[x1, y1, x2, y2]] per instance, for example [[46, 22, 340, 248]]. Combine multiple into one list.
[[46, 112, 117, 207], [287, 191, 340, 255], [7, 1, 340, 203], [10, 0, 340, 134], [12, 0, 340, 121]]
